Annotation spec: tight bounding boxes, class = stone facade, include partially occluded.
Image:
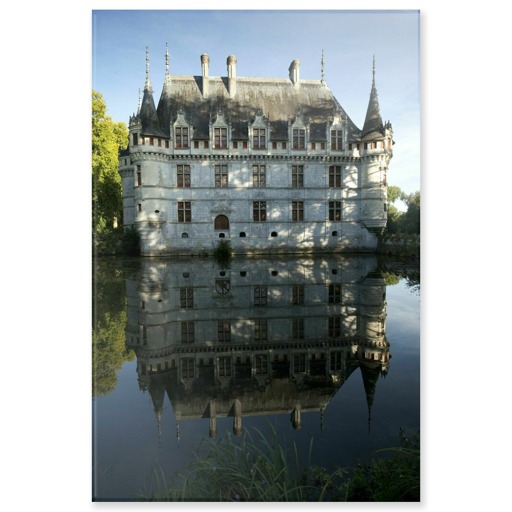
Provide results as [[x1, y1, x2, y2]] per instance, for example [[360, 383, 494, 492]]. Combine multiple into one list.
[[119, 49, 394, 256]]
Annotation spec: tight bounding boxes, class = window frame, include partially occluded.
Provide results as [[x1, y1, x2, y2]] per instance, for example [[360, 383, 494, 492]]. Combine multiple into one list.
[[214, 127, 228, 149], [178, 201, 192, 222], [214, 164, 229, 188], [175, 126, 189, 149], [292, 128, 305, 150], [252, 164, 266, 188], [253, 201, 267, 222], [177, 164, 191, 188]]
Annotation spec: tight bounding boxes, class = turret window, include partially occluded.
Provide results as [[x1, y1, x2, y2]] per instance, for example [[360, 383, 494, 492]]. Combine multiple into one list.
[[175, 127, 189, 149], [132, 133, 138, 145], [136, 165, 141, 187]]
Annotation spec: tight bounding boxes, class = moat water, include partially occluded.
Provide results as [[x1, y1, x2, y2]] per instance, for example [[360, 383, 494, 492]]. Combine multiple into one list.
[[92, 254, 420, 501]]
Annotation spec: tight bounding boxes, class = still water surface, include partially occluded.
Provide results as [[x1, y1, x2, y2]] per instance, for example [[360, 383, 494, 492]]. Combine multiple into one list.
[[92, 255, 420, 501]]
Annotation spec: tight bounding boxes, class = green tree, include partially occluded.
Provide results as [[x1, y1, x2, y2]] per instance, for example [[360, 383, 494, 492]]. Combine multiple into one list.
[[92, 90, 129, 234], [400, 191, 420, 235]]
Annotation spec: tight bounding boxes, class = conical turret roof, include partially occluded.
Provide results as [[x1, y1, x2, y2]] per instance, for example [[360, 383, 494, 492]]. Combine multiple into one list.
[[361, 57, 384, 140]]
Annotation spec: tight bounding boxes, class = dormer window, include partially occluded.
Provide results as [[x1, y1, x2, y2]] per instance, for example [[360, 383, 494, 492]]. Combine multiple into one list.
[[292, 128, 305, 150], [175, 126, 189, 149], [214, 127, 227, 149], [331, 129, 343, 150], [253, 128, 266, 149]]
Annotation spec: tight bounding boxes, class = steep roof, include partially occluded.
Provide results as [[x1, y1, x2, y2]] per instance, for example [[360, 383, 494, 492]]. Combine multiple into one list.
[[361, 59, 384, 140], [152, 75, 362, 140]]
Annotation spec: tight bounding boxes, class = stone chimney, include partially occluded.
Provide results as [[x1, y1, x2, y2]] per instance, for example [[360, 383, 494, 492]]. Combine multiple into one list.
[[201, 53, 210, 98], [289, 59, 300, 87], [227, 55, 237, 98]]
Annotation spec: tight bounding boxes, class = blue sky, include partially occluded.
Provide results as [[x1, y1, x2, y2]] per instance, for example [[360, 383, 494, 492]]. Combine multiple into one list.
[[92, 10, 420, 195]]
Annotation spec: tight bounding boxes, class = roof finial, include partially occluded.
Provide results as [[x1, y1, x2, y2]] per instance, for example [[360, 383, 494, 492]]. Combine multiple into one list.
[[372, 55, 376, 89], [145, 46, 152, 92], [165, 42, 169, 77], [321, 49, 325, 85]]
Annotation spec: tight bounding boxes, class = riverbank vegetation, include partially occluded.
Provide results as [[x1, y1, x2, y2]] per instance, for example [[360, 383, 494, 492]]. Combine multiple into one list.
[[140, 427, 420, 502]]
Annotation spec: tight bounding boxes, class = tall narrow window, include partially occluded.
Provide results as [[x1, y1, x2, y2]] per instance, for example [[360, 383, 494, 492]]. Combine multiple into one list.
[[328, 283, 341, 304], [254, 319, 268, 341], [253, 128, 266, 149], [177, 165, 191, 188], [214, 165, 228, 187], [132, 133, 138, 145], [292, 129, 305, 150], [181, 358, 195, 378], [292, 284, 304, 305], [329, 166, 342, 187], [328, 316, 341, 338], [253, 201, 266, 222], [181, 321, 195, 343], [331, 130, 343, 150], [255, 355, 269, 375], [175, 126, 189, 149], [179, 287, 194, 308], [252, 165, 266, 187], [330, 351, 342, 371], [292, 201, 304, 222], [136, 165, 142, 187], [219, 357, 232, 377], [329, 201, 342, 221], [217, 320, 231, 342], [292, 317, 304, 339], [293, 354, 306, 373], [292, 165, 304, 187], [150, 137, 154, 146], [254, 285, 267, 306], [214, 127, 227, 149], [178, 201, 191, 222]]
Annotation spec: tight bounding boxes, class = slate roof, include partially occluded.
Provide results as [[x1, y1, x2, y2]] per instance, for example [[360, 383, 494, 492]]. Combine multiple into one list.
[[141, 74, 364, 141]]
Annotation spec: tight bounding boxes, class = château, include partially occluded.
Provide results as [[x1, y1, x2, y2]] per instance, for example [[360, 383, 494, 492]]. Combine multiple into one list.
[[119, 47, 394, 256]]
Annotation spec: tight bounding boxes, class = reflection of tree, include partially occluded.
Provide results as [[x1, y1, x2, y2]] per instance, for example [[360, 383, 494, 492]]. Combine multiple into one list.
[[92, 261, 134, 396]]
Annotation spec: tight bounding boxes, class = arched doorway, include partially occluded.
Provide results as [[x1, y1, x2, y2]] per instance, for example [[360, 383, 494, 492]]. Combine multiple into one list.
[[214, 215, 229, 230]]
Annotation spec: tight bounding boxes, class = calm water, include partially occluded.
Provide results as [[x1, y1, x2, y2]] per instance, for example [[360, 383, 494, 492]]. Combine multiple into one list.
[[92, 254, 420, 501]]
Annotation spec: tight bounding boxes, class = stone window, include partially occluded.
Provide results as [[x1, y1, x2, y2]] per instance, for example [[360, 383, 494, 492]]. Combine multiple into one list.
[[331, 130, 343, 150], [150, 137, 154, 146], [292, 165, 304, 187], [217, 320, 231, 342], [292, 201, 304, 222], [329, 201, 342, 221], [293, 354, 306, 373], [215, 164, 228, 188], [255, 355, 269, 375], [181, 358, 195, 379], [328, 316, 341, 338], [136, 165, 141, 187], [178, 201, 191, 222], [177, 165, 191, 188], [137, 203, 142, 213], [219, 357, 232, 377], [254, 319, 268, 341], [132, 133, 138, 145], [272, 142, 277, 150], [175, 126, 189, 148], [292, 317, 304, 339], [292, 128, 305, 150], [214, 127, 227, 149], [252, 165, 266, 187], [254, 285, 267, 306], [292, 284, 304, 305], [329, 166, 342, 187], [328, 283, 341, 304], [179, 287, 194, 308], [253, 128, 266, 149], [253, 201, 266, 222], [194, 140, 199, 149], [181, 321, 195, 343], [233, 141, 238, 149], [165, 140, 169, 149]]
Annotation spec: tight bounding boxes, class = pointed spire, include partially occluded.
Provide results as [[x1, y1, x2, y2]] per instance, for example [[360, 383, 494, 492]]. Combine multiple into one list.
[[165, 42, 170, 77], [144, 46, 152, 93], [321, 49, 325, 85], [361, 55, 384, 139], [137, 88, 141, 114]]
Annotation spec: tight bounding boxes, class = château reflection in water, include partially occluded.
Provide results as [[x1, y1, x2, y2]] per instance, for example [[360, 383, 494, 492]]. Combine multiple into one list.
[[125, 255, 390, 440]]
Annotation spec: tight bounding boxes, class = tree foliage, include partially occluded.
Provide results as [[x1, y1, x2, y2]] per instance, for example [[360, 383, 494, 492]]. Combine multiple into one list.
[[92, 90, 129, 234], [386, 187, 420, 235]]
